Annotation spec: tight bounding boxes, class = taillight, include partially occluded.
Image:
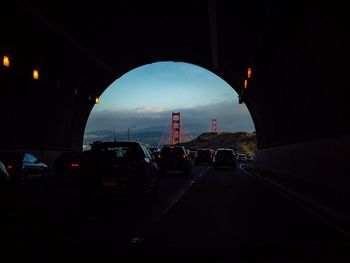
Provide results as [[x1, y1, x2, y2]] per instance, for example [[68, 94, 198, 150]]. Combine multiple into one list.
[[7, 164, 13, 170], [157, 154, 161, 159], [182, 154, 186, 159], [71, 163, 79, 168]]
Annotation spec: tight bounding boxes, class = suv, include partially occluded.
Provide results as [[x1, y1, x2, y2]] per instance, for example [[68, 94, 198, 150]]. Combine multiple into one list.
[[213, 148, 237, 170], [158, 145, 192, 175], [72, 141, 159, 195]]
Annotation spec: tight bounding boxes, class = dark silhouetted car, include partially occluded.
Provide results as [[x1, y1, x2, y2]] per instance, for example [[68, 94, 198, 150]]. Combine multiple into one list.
[[0, 160, 9, 209], [0, 151, 49, 183], [237, 153, 248, 163], [189, 150, 198, 161], [148, 146, 161, 164], [213, 148, 237, 170], [195, 149, 214, 164], [72, 141, 160, 196], [54, 151, 83, 177], [158, 145, 192, 175]]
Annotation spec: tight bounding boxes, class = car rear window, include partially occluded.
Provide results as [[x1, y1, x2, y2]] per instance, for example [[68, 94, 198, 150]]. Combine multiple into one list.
[[197, 150, 212, 155], [106, 147, 132, 158], [161, 147, 184, 157], [216, 150, 234, 157]]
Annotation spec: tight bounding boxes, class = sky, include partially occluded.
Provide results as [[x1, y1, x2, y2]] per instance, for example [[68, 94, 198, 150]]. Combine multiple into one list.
[[84, 61, 255, 134]]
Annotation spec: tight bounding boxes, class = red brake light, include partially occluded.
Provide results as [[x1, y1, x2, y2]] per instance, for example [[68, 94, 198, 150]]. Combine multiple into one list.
[[71, 163, 79, 168], [182, 154, 186, 159], [7, 164, 13, 170]]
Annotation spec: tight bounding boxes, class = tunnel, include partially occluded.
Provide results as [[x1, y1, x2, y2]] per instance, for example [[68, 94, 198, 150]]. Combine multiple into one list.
[[1, 1, 349, 219]]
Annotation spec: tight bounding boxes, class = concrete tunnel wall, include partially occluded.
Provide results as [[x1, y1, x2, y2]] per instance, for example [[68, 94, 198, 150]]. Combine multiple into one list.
[[245, 4, 350, 194]]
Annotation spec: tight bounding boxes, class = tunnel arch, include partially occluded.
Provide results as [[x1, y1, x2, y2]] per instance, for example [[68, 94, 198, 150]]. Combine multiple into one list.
[[81, 61, 255, 146]]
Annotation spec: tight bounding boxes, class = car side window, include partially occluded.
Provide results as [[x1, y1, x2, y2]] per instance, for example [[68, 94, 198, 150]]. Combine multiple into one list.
[[140, 145, 152, 160], [26, 153, 38, 163], [22, 153, 29, 162], [146, 147, 154, 161]]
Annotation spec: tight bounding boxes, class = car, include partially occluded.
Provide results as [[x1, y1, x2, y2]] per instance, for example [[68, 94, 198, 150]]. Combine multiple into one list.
[[237, 153, 248, 163], [188, 150, 198, 161], [212, 148, 237, 170], [53, 151, 83, 177], [0, 160, 10, 209], [148, 146, 161, 164], [195, 148, 214, 164], [158, 145, 192, 175], [148, 147, 160, 154], [72, 141, 160, 196], [0, 151, 49, 183]]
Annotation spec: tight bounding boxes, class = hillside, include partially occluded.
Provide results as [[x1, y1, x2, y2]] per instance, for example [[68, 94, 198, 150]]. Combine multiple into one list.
[[179, 131, 257, 154]]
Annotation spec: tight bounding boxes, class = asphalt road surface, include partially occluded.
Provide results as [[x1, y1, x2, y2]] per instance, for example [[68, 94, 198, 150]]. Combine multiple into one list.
[[1, 164, 349, 262]]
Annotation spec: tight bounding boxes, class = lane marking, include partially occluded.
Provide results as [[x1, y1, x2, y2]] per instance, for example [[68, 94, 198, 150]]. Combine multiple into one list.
[[129, 166, 211, 244], [160, 166, 211, 217], [240, 165, 350, 240]]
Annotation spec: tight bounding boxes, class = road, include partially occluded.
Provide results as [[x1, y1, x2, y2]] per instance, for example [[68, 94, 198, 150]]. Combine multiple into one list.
[[1, 163, 349, 261]]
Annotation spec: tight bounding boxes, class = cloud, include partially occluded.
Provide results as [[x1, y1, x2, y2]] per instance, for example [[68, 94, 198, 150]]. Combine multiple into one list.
[[133, 106, 168, 113], [85, 100, 255, 133]]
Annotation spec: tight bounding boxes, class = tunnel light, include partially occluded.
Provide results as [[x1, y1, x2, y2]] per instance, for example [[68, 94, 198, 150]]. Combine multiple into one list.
[[95, 97, 100, 104], [244, 79, 248, 89], [33, 69, 39, 80], [247, 67, 252, 78], [2, 55, 10, 67]]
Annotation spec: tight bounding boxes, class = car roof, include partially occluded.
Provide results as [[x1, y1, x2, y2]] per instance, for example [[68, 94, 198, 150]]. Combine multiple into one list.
[[216, 148, 234, 152]]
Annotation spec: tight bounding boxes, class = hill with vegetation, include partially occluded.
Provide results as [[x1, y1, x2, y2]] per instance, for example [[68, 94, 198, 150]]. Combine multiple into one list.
[[179, 131, 257, 154]]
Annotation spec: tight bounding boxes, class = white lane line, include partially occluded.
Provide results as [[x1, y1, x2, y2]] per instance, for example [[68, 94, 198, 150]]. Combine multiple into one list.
[[240, 165, 350, 240], [128, 166, 211, 244], [160, 166, 211, 217]]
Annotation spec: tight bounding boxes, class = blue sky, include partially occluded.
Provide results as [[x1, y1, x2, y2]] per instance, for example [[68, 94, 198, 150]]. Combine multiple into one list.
[[85, 61, 254, 133]]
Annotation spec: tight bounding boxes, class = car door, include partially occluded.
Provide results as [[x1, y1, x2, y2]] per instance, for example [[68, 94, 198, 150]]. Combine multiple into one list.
[[24, 153, 46, 179], [141, 145, 158, 187]]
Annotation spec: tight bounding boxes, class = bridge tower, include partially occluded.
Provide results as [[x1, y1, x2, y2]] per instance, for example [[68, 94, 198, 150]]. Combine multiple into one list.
[[211, 118, 218, 132], [171, 112, 182, 145]]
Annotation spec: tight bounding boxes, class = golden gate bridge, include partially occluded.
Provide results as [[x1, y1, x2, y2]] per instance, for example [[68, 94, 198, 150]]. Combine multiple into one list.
[[156, 112, 218, 148]]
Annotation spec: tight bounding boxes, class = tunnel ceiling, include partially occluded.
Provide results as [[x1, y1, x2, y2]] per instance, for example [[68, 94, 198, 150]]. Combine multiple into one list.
[[2, 1, 267, 92], [1, 1, 349, 151]]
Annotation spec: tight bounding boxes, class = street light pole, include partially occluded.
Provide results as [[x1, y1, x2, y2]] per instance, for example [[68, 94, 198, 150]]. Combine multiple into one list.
[[128, 126, 136, 141]]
